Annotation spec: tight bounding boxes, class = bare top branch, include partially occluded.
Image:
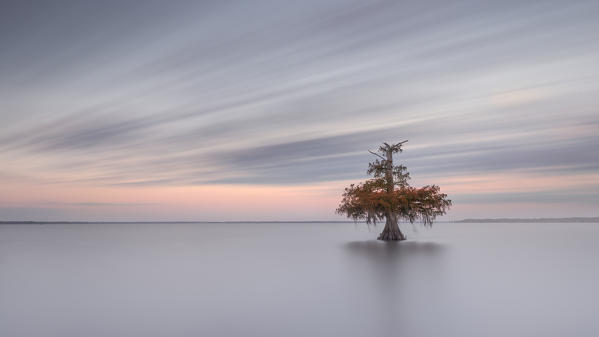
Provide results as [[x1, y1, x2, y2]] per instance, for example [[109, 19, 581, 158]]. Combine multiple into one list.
[[368, 150, 386, 160], [375, 140, 409, 155]]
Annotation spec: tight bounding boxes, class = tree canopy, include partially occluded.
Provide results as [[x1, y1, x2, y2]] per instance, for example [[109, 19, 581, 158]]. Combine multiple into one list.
[[336, 141, 451, 240]]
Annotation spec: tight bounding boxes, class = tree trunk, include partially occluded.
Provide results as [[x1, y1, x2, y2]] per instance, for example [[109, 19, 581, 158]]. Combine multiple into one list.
[[378, 212, 406, 241], [377, 147, 406, 241], [385, 148, 394, 193]]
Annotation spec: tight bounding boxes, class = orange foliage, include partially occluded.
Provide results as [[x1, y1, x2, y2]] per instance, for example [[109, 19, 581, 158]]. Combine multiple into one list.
[[337, 143, 451, 227]]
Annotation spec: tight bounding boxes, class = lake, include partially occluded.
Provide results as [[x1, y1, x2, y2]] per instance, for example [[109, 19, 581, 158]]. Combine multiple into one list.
[[1, 222, 598, 337]]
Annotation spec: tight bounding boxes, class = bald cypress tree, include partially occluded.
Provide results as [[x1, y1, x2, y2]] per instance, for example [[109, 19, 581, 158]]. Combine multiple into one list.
[[336, 141, 451, 241]]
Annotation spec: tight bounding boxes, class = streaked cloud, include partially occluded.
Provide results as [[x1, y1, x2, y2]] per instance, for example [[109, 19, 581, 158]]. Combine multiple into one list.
[[0, 0, 598, 220]]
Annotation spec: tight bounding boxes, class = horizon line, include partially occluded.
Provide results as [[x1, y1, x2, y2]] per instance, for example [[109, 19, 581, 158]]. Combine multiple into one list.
[[1, 217, 598, 224]]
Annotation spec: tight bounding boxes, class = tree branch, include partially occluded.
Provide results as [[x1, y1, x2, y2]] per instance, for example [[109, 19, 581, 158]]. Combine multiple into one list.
[[368, 150, 386, 160]]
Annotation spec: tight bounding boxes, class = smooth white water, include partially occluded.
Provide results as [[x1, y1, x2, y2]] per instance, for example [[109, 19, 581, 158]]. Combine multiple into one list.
[[1, 222, 598, 337]]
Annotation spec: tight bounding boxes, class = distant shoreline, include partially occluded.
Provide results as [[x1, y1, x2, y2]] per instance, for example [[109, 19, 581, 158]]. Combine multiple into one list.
[[456, 217, 599, 223], [1, 217, 598, 224]]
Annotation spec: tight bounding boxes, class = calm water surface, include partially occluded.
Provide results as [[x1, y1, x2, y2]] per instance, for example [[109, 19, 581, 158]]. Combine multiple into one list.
[[1, 222, 598, 337]]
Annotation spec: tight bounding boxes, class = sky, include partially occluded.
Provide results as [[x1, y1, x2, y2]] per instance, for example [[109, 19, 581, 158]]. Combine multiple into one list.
[[0, 0, 598, 221]]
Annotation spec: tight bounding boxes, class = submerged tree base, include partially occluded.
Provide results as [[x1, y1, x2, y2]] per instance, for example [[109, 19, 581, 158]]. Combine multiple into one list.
[[377, 228, 406, 241]]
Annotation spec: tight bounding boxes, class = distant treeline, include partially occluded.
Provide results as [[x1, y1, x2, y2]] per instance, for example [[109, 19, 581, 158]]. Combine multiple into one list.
[[457, 217, 599, 223]]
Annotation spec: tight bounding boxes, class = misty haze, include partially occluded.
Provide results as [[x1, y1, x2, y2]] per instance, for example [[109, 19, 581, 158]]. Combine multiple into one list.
[[1, 0, 599, 336]]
